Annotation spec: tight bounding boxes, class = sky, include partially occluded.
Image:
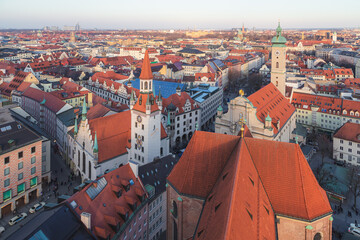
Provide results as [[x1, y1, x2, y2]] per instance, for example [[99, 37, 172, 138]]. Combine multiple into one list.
[[0, 0, 360, 29]]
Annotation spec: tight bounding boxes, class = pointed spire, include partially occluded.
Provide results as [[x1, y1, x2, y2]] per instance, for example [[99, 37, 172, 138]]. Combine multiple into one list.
[[74, 116, 78, 135], [276, 20, 282, 37], [130, 89, 135, 102], [139, 50, 153, 80], [167, 111, 171, 126], [82, 98, 87, 121], [93, 131, 98, 153], [146, 92, 151, 105], [195, 123, 198, 131], [158, 87, 162, 101]]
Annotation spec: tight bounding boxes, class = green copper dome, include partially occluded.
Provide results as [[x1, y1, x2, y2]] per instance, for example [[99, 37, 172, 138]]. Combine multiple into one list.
[[265, 113, 272, 122], [217, 105, 223, 112], [271, 22, 287, 45]]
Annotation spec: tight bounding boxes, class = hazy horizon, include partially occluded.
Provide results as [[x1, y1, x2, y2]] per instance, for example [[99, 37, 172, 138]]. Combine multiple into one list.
[[1, 0, 360, 30]]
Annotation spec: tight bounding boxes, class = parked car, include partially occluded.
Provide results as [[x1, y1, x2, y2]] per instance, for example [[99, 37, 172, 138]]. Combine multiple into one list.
[[350, 223, 360, 228], [0, 226, 5, 234], [348, 226, 360, 237], [29, 202, 45, 213], [8, 213, 27, 225]]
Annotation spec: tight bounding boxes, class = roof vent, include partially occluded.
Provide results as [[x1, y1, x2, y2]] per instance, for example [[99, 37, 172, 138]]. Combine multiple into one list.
[[129, 179, 134, 185]]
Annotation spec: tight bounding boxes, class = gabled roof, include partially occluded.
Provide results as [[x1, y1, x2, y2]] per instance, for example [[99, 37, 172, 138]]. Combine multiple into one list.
[[162, 92, 199, 115], [334, 122, 360, 143], [132, 93, 159, 114], [248, 83, 295, 134], [22, 87, 68, 114], [67, 164, 147, 239], [88, 111, 131, 163], [168, 131, 332, 239], [167, 131, 240, 198], [87, 104, 111, 120]]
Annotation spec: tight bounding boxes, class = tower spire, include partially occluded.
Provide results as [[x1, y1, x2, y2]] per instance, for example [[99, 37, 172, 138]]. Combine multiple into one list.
[[139, 50, 153, 80], [93, 131, 98, 153], [82, 98, 87, 121], [74, 116, 78, 135]]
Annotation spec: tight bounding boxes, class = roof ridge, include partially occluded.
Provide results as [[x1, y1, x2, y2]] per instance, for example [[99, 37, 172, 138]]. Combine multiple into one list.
[[295, 144, 310, 220]]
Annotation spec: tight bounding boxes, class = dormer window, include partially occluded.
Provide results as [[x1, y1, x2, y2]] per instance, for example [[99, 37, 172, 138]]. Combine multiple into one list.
[[343, 110, 347, 115]]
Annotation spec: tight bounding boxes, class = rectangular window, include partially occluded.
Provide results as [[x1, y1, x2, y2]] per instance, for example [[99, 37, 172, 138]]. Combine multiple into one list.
[[31, 156, 36, 164], [18, 151, 23, 159], [4, 178, 10, 187], [3, 189, 11, 202], [4, 156, 9, 164], [17, 183, 25, 194], [31, 146, 36, 153], [340, 140, 343, 144], [30, 177, 37, 187], [340, 146, 343, 150], [18, 173, 23, 180], [18, 162, 23, 170], [31, 167, 36, 175], [349, 142, 353, 146], [4, 167, 10, 176], [142, 124, 144, 130]]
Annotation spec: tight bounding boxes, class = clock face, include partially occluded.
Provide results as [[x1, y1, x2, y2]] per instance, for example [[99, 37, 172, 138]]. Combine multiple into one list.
[[137, 115, 142, 123], [275, 50, 280, 56], [136, 135, 142, 148]]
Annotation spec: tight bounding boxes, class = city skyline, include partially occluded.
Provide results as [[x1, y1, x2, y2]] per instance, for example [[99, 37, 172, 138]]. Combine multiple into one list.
[[1, 0, 360, 29]]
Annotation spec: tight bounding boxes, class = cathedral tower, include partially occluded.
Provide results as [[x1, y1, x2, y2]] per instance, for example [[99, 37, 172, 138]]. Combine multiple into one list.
[[271, 22, 287, 96]]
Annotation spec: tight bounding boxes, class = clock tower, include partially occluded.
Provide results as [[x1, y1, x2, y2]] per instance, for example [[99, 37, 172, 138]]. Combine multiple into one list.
[[271, 22, 287, 96], [130, 50, 162, 165]]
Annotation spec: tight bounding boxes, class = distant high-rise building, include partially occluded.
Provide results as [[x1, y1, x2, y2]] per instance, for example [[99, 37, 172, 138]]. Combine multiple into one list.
[[75, 23, 80, 31]]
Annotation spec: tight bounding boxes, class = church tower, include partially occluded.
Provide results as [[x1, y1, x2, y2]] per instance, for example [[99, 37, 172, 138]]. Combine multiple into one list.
[[130, 50, 162, 165], [271, 22, 287, 96]]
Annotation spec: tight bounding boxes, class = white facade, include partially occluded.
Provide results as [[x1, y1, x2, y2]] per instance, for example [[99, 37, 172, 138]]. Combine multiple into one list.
[[148, 192, 166, 240], [333, 138, 360, 165]]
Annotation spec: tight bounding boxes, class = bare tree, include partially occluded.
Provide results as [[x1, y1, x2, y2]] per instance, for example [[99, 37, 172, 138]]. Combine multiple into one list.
[[248, 73, 263, 91], [349, 166, 360, 210], [317, 134, 331, 166]]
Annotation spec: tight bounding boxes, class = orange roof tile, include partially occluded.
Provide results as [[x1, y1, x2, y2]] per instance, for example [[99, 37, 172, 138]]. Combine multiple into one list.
[[139, 50, 153, 80], [248, 83, 295, 134], [334, 122, 360, 143], [132, 93, 159, 114]]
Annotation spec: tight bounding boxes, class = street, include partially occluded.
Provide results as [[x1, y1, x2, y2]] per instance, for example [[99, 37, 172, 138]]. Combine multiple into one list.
[[0, 147, 81, 239]]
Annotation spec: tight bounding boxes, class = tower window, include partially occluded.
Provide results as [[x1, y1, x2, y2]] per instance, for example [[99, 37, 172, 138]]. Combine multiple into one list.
[[276, 81, 278, 87], [276, 62, 279, 68]]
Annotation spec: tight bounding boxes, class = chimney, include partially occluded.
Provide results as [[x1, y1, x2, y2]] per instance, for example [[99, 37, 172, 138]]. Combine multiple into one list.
[[81, 212, 91, 230]]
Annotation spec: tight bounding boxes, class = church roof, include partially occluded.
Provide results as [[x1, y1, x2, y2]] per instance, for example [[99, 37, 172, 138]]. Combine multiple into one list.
[[139, 50, 153, 80], [168, 131, 332, 239], [247, 83, 295, 134], [88, 111, 131, 163]]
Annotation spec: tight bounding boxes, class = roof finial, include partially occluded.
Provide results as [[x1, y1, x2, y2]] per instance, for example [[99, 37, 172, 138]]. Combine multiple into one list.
[[82, 98, 87, 121], [93, 131, 98, 153], [74, 116, 78, 135]]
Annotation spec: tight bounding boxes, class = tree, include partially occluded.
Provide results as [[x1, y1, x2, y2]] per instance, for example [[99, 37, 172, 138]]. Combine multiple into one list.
[[349, 166, 360, 210], [317, 134, 331, 166], [248, 73, 263, 91]]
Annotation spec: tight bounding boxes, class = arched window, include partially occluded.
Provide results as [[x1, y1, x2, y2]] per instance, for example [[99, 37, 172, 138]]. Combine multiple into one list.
[[83, 152, 86, 173], [78, 150, 80, 166], [343, 110, 347, 115], [141, 82, 143, 89], [314, 233, 322, 240], [350, 111, 354, 116], [144, 81, 148, 90], [276, 62, 279, 68], [149, 81, 152, 90], [88, 161, 91, 179], [172, 200, 178, 218], [276, 81, 278, 87]]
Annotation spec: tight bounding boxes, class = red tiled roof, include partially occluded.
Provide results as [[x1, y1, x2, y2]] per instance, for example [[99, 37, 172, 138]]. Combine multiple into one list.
[[162, 92, 199, 115], [244, 138, 332, 220], [248, 83, 295, 134], [169, 131, 332, 239], [334, 68, 353, 76], [92, 71, 128, 81], [87, 104, 111, 120], [194, 73, 215, 82], [334, 122, 360, 143], [139, 50, 153, 80], [88, 111, 131, 163], [167, 131, 240, 198], [67, 164, 147, 239], [22, 87, 67, 113], [132, 93, 159, 114]]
